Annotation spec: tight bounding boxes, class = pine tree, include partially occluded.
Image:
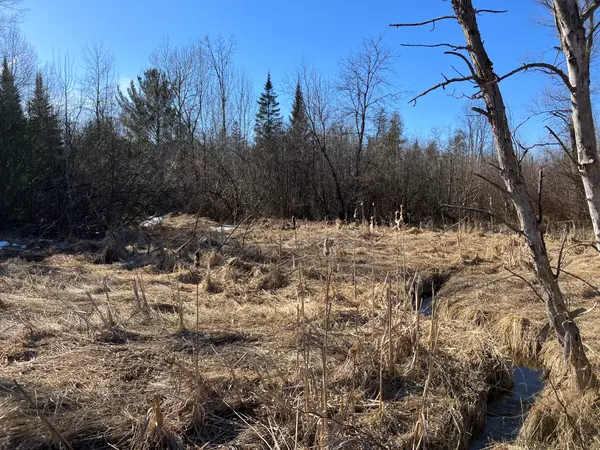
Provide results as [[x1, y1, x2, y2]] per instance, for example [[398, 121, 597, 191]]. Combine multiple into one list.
[[386, 112, 406, 153], [254, 73, 282, 143], [117, 68, 176, 146], [27, 72, 63, 220], [288, 81, 312, 218], [290, 81, 307, 133], [0, 56, 27, 224]]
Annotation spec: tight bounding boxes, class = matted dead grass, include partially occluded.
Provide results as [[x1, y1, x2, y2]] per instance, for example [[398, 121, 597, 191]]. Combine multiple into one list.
[[1, 217, 599, 449]]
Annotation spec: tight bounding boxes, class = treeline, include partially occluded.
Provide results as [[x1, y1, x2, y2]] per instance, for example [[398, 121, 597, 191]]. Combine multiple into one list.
[[0, 33, 588, 236]]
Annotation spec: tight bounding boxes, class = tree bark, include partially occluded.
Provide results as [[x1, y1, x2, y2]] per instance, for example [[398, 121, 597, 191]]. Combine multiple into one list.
[[552, 0, 600, 252], [452, 0, 596, 391]]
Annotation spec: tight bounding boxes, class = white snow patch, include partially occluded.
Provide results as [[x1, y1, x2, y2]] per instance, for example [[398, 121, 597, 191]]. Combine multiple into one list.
[[140, 214, 170, 228], [211, 225, 237, 233]]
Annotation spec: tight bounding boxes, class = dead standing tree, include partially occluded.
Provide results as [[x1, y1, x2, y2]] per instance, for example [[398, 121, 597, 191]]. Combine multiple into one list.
[[550, 0, 600, 252], [392, 0, 595, 391]]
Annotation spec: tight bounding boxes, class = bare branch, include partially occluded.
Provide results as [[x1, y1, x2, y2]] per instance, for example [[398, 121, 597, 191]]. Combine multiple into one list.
[[483, 159, 502, 172], [582, 0, 600, 22], [537, 167, 544, 225], [441, 204, 522, 235], [399, 43, 469, 50], [553, 267, 600, 295], [444, 51, 477, 77], [504, 267, 546, 302], [498, 63, 573, 91], [390, 9, 506, 30], [474, 9, 508, 15], [555, 226, 570, 279], [408, 75, 475, 105], [471, 106, 489, 116], [390, 15, 456, 30], [473, 172, 510, 196], [545, 125, 580, 167]]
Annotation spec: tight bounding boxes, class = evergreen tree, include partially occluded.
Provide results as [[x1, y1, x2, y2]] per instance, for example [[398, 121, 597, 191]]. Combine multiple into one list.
[[117, 68, 176, 146], [287, 81, 312, 217], [386, 112, 406, 150], [290, 81, 307, 133], [0, 56, 27, 224], [27, 72, 63, 220], [254, 73, 282, 143]]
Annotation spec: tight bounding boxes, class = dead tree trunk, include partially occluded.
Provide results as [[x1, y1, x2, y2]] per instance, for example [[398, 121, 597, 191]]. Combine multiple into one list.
[[451, 0, 595, 391], [552, 0, 600, 251]]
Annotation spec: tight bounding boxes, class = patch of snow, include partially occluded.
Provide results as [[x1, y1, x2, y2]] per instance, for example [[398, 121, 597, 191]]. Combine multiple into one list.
[[140, 214, 169, 228], [0, 241, 26, 250], [211, 225, 236, 233]]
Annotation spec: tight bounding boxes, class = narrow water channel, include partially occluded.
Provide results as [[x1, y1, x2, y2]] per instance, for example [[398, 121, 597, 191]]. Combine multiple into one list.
[[418, 295, 433, 316], [418, 296, 544, 448], [469, 366, 544, 449]]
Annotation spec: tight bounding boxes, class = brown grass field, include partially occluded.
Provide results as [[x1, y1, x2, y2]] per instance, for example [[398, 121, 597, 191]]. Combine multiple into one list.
[[1, 215, 600, 449]]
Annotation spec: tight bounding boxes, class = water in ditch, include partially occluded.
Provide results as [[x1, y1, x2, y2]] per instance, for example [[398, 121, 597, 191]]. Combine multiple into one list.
[[469, 366, 544, 449], [417, 295, 543, 449]]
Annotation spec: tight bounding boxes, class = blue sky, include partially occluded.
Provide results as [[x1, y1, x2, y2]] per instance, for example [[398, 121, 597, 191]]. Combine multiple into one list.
[[19, 0, 559, 142]]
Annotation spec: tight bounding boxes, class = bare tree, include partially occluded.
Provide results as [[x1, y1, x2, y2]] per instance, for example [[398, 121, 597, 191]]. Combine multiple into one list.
[[233, 68, 254, 143], [205, 35, 235, 140], [392, 0, 595, 391], [50, 50, 83, 234], [338, 36, 395, 213], [547, 0, 600, 251], [150, 37, 211, 144], [81, 38, 116, 129], [0, 0, 22, 36], [299, 63, 347, 217], [0, 23, 36, 96]]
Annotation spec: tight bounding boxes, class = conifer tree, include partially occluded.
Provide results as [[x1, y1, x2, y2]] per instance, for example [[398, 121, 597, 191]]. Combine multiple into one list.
[[27, 72, 63, 220], [117, 68, 176, 146], [254, 72, 282, 143], [0, 56, 26, 223], [288, 80, 311, 217], [290, 81, 307, 133]]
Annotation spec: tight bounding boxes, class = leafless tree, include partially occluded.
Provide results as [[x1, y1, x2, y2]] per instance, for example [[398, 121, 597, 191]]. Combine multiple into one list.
[[546, 0, 600, 251], [392, 0, 595, 391], [298, 62, 347, 216], [0, 0, 22, 36], [338, 36, 395, 212], [205, 35, 235, 140], [232, 68, 254, 143], [50, 50, 84, 234], [81, 38, 116, 129], [0, 23, 36, 96]]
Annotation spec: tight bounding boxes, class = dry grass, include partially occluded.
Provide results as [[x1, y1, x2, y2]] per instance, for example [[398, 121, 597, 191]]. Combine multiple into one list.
[[1, 216, 600, 449]]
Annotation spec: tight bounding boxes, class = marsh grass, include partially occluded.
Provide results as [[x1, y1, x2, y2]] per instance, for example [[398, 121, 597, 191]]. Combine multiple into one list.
[[0, 215, 598, 449]]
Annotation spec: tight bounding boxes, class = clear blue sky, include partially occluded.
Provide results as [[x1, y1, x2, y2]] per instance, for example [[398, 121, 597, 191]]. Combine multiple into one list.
[[20, 0, 558, 142]]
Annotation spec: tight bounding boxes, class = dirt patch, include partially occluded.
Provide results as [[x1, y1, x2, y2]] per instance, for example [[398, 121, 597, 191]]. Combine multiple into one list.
[[96, 327, 146, 344], [5, 349, 38, 364], [153, 303, 180, 314]]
